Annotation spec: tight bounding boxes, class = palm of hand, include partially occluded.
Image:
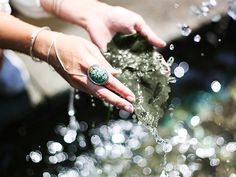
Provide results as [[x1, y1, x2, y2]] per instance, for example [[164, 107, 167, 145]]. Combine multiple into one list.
[[85, 6, 166, 51]]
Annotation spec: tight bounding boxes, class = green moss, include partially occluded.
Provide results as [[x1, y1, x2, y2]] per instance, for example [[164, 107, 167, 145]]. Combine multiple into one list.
[[104, 33, 171, 128]]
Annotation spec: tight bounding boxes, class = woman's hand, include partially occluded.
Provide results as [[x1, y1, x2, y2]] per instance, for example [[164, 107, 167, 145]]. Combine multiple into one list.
[[35, 31, 135, 113], [40, 0, 166, 51], [82, 2, 167, 51]]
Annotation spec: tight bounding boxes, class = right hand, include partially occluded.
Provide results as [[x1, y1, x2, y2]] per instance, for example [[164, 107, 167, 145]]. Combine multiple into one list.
[[35, 31, 135, 113]]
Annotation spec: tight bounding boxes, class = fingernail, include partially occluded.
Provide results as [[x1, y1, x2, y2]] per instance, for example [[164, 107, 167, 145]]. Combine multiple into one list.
[[161, 41, 167, 47], [127, 96, 135, 103], [111, 68, 118, 74], [124, 105, 134, 113]]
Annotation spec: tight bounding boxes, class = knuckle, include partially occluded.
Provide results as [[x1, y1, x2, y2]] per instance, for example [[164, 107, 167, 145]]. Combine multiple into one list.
[[114, 6, 125, 11], [95, 88, 106, 99], [114, 99, 124, 108], [136, 14, 144, 22]]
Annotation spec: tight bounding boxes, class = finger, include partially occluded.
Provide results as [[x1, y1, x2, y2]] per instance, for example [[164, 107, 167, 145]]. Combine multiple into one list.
[[94, 87, 134, 113], [72, 75, 134, 113], [98, 55, 118, 76], [135, 21, 166, 48], [105, 73, 135, 103]]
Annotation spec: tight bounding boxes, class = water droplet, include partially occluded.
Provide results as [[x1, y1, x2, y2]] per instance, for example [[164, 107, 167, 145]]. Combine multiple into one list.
[[210, 158, 220, 166], [211, 80, 221, 93], [179, 61, 189, 73], [191, 115, 200, 127], [174, 3, 180, 8], [68, 89, 75, 117], [119, 110, 130, 119], [203, 0, 217, 8], [162, 143, 173, 153], [75, 94, 80, 100], [191, 0, 217, 17], [112, 133, 125, 144], [211, 14, 222, 22], [226, 142, 236, 152], [143, 167, 152, 175], [179, 24, 192, 36], [228, 0, 236, 20], [169, 44, 174, 50], [47, 141, 63, 154], [174, 66, 185, 78], [169, 77, 177, 83], [194, 34, 201, 42], [160, 170, 169, 177], [42, 172, 51, 177], [167, 57, 175, 67], [29, 151, 42, 163], [68, 109, 75, 117], [229, 173, 236, 177], [64, 130, 77, 143]]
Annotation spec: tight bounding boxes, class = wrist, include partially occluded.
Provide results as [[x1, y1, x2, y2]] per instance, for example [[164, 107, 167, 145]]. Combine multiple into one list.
[[41, 0, 108, 29], [33, 30, 57, 63]]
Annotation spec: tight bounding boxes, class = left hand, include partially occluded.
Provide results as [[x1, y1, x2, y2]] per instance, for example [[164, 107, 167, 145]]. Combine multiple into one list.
[[81, 1, 167, 51], [41, 0, 166, 51]]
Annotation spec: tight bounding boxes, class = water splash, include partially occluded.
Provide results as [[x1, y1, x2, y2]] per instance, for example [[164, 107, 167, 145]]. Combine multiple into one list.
[[104, 33, 171, 129]]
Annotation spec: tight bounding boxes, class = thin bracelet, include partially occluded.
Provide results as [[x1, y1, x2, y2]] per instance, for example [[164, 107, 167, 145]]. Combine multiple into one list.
[[30, 26, 51, 62], [53, 33, 87, 77], [46, 34, 59, 71]]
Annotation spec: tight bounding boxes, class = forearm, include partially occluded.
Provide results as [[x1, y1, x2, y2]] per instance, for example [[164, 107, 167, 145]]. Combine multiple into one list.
[[0, 13, 54, 62], [0, 13, 37, 54]]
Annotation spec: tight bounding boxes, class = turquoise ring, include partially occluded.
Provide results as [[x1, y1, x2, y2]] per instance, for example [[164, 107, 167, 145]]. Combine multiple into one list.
[[87, 65, 109, 85]]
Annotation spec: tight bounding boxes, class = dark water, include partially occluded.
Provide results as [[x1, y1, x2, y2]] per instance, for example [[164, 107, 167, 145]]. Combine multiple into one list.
[[0, 16, 236, 177]]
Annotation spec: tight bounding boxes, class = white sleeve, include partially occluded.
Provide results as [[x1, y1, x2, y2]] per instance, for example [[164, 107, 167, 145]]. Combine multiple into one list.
[[10, 0, 51, 18]]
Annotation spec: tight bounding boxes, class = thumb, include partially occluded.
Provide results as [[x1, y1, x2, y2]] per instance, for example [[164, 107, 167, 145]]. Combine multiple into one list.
[[89, 30, 114, 52]]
